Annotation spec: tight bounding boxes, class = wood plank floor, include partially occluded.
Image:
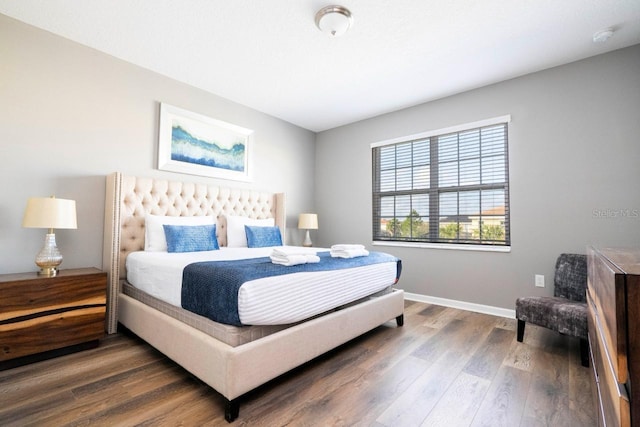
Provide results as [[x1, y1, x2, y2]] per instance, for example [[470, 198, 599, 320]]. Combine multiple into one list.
[[0, 300, 596, 426]]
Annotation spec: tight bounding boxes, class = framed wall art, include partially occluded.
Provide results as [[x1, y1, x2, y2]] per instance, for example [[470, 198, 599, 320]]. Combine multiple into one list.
[[158, 103, 253, 182]]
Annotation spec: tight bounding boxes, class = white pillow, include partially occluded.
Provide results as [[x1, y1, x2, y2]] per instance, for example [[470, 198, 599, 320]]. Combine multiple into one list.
[[226, 215, 275, 248], [144, 214, 215, 252]]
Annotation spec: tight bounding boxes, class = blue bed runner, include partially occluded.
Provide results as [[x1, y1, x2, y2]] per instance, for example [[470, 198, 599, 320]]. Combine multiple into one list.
[[181, 251, 401, 326]]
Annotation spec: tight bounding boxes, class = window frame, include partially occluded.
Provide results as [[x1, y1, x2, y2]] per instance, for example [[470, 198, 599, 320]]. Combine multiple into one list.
[[371, 115, 511, 251]]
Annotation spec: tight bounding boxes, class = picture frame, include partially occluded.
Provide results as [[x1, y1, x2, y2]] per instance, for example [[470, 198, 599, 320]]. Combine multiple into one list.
[[158, 103, 253, 182]]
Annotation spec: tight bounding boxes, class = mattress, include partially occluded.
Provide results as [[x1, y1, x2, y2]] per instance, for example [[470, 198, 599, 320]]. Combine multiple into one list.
[[122, 281, 393, 347], [126, 246, 399, 326]]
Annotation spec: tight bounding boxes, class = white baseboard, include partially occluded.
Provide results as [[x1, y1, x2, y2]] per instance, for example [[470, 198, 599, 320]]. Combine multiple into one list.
[[403, 292, 515, 319]]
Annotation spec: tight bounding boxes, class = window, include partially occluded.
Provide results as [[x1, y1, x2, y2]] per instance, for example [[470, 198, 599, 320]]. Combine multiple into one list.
[[372, 116, 510, 248]]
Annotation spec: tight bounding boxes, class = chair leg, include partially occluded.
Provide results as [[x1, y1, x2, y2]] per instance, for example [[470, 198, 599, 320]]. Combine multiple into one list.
[[517, 319, 525, 342], [580, 338, 589, 368]]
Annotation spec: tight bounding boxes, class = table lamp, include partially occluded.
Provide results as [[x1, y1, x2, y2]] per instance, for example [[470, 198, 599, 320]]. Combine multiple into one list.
[[22, 196, 77, 277], [298, 213, 318, 247]]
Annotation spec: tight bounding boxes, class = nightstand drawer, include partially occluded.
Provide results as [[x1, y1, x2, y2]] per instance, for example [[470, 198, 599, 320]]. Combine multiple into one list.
[[0, 307, 105, 360], [0, 268, 107, 364], [1, 269, 105, 314]]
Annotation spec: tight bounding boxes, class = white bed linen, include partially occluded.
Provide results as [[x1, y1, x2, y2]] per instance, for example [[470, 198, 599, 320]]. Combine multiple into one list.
[[126, 246, 398, 325]]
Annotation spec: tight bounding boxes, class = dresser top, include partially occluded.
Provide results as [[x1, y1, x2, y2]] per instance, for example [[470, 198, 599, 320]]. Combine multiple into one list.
[[593, 247, 640, 275]]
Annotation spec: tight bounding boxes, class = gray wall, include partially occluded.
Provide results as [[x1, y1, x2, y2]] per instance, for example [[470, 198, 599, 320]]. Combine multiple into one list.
[[3, 12, 638, 313], [315, 45, 640, 310], [0, 14, 316, 274]]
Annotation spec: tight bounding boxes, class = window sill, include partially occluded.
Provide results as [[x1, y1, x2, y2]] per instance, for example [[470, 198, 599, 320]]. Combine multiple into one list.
[[372, 241, 511, 253]]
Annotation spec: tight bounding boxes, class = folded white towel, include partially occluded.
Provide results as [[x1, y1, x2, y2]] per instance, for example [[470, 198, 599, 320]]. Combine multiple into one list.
[[331, 244, 366, 251], [270, 254, 320, 266], [330, 248, 369, 259]]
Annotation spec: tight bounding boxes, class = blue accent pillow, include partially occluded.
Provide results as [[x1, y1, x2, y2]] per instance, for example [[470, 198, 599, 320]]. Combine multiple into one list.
[[163, 224, 219, 253], [245, 225, 283, 248]]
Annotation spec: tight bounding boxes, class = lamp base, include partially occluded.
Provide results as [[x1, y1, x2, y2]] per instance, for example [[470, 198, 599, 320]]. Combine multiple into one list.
[[302, 229, 313, 247], [38, 267, 59, 277], [34, 233, 63, 277]]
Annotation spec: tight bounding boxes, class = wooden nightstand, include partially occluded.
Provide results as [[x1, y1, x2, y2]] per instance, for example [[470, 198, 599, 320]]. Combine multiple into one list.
[[0, 267, 107, 369]]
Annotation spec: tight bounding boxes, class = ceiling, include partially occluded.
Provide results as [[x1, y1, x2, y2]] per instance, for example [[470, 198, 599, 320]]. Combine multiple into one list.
[[1, 1, 639, 132]]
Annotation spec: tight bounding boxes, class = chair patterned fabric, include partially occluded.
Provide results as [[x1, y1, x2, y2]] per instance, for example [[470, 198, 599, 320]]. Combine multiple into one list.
[[554, 253, 588, 302], [515, 253, 589, 366], [515, 296, 588, 339]]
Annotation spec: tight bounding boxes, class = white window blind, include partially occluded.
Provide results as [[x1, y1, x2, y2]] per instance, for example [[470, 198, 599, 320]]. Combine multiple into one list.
[[372, 118, 510, 246]]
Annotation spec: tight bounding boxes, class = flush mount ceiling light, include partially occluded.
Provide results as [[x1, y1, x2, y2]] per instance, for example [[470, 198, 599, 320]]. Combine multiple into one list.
[[315, 5, 353, 37], [593, 28, 614, 43]]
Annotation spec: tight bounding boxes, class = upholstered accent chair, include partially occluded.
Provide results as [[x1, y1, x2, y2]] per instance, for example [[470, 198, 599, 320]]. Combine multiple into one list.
[[515, 253, 589, 367]]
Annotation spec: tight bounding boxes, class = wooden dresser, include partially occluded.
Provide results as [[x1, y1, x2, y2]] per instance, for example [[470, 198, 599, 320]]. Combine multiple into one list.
[[587, 247, 640, 427], [0, 268, 107, 368]]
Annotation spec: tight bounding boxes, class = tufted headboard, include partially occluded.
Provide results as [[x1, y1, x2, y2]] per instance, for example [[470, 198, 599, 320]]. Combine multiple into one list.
[[102, 172, 285, 333]]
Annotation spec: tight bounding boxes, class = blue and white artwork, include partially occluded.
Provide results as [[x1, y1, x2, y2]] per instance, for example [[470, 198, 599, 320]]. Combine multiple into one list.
[[158, 103, 253, 181], [171, 120, 245, 172]]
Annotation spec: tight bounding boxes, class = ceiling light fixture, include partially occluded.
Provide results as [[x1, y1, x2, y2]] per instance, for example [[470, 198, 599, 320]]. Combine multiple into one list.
[[315, 5, 353, 37], [593, 28, 614, 43]]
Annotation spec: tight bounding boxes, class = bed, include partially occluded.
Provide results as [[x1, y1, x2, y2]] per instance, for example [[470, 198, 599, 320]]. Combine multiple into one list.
[[102, 172, 404, 422]]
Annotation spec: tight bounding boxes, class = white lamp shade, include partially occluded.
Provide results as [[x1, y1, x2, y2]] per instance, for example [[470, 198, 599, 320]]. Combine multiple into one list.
[[298, 213, 318, 230], [22, 197, 77, 229]]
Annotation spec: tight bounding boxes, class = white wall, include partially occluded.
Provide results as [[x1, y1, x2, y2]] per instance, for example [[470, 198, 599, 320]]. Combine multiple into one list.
[[315, 44, 640, 311], [0, 14, 316, 274]]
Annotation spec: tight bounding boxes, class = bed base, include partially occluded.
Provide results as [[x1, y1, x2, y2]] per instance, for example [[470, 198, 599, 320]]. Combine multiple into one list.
[[118, 288, 404, 422], [222, 314, 404, 422]]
